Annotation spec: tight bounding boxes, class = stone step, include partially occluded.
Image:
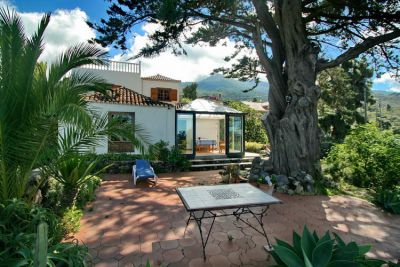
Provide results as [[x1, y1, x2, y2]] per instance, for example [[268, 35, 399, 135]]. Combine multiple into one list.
[[190, 162, 252, 171], [190, 158, 253, 165]]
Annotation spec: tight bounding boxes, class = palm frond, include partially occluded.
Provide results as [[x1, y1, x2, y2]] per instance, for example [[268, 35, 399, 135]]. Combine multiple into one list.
[[47, 43, 107, 88]]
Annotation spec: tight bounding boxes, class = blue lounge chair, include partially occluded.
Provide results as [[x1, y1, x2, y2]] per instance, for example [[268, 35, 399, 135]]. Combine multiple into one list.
[[132, 159, 158, 185]]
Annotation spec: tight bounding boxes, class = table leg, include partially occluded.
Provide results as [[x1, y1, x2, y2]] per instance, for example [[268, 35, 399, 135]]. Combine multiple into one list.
[[233, 206, 272, 250], [186, 210, 217, 261]]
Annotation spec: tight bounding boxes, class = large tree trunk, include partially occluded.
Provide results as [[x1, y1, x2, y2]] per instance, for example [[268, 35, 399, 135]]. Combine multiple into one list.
[[262, 0, 321, 177], [264, 77, 321, 177]]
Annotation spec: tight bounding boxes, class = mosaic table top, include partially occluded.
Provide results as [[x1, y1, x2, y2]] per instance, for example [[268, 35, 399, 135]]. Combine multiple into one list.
[[176, 183, 282, 211]]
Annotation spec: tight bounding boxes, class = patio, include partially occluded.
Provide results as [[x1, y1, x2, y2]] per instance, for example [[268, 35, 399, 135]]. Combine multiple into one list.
[[75, 171, 400, 267]]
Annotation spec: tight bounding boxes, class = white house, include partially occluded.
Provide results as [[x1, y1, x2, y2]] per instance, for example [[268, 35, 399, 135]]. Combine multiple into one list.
[[75, 60, 245, 158]]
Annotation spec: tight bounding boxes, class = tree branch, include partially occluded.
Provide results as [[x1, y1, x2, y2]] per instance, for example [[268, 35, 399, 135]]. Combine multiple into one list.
[[187, 9, 255, 32], [252, 0, 284, 62], [317, 29, 400, 71]]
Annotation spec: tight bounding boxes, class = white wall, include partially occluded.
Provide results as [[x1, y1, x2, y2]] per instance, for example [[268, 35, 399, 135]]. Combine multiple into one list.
[[196, 119, 220, 142], [89, 103, 175, 154], [142, 79, 180, 102], [75, 68, 142, 91]]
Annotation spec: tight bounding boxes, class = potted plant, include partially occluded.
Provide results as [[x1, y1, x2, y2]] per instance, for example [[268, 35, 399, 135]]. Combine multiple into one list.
[[256, 174, 275, 195], [219, 168, 231, 183], [219, 165, 245, 184]]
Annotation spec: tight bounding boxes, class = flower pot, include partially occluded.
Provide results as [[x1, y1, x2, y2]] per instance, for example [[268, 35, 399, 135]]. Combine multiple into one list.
[[258, 184, 274, 195]]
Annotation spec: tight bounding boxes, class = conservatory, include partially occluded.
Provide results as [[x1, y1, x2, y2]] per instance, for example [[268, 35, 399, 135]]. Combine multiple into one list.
[[176, 99, 245, 158]]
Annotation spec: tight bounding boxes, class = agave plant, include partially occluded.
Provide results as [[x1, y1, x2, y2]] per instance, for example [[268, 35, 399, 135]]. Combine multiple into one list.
[[270, 225, 387, 267], [0, 8, 147, 204]]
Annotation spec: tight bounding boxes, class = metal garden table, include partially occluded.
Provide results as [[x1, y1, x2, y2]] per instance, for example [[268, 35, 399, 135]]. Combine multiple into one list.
[[176, 183, 282, 260]]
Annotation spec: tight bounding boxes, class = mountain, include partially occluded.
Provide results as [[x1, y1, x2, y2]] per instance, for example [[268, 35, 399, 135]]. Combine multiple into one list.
[[373, 91, 400, 109], [182, 74, 399, 102], [181, 74, 269, 101]]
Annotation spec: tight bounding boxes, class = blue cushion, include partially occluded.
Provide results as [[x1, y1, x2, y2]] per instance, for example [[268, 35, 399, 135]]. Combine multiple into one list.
[[135, 160, 155, 179]]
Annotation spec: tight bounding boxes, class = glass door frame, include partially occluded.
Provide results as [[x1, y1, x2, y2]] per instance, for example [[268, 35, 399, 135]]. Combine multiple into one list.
[[175, 110, 245, 158], [226, 114, 245, 158]]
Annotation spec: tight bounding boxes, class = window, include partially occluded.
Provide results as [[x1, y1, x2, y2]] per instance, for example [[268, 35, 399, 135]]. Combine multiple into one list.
[[108, 112, 135, 152], [157, 88, 170, 101], [151, 88, 178, 102]]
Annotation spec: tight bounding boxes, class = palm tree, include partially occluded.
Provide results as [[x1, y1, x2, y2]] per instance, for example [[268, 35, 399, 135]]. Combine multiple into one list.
[[0, 8, 146, 204]]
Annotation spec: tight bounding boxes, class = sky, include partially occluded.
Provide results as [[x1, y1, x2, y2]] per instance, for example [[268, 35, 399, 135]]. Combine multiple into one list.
[[2, 0, 400, 91]]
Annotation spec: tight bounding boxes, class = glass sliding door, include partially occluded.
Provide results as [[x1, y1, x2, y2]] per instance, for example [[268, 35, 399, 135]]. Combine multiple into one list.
[[177, 113, 194, 155], [228, 115, 243, 154], [195, 114, 225, 155]]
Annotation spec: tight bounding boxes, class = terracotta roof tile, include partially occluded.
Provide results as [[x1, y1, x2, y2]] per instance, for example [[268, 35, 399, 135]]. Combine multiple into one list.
[[85, 85, 173, 108], [141, 74, 180, 82]]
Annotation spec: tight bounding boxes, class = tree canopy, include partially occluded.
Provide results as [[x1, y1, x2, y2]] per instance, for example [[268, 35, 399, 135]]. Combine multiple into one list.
[[90, 0, 400, 80], [318, 58, 375, 140], [90, 0, 400, 176], [182, 82, 198, 100]]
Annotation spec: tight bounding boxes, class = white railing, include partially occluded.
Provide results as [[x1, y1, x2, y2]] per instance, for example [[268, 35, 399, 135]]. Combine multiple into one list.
[[81, 60, 141, 74]]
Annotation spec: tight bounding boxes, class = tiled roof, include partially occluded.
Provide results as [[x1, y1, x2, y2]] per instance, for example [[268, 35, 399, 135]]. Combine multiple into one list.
[[141, 74, 180, 82], [85, 85, 173, 108]]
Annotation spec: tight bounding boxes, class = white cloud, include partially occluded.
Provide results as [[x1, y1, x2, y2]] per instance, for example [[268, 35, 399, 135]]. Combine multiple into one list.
[[374, 73, 400, 92], [374, 73, 395, 84], [113, 23, 260, 82], [0, 0, 13, 8], [18, 8, 98, 63]]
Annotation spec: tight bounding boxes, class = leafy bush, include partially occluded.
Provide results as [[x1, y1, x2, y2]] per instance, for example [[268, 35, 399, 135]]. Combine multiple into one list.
[[60, 206, 84, 235], [0, 199, 88, 266], [148, 141, 191, 172], [42, 178, 64, 212], [375, 188, 400, 214], [43, 175, 101, 213], [81, 152, 141, 172], [245, 141, 266, 153], [76, 175, 102, 207], [226, 101, 269, 143], [324, 124, 400, 190], [270, 225, 387, 267], [148, 140, 170, 162], [50, 156, 108, 208]]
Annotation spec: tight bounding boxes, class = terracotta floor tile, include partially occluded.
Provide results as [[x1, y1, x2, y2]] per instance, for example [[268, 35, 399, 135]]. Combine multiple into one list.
[[162, 248, 184, 263], [188, 257, 212, 267], [209, 255, 231, 267], [97, 245, 121, 260], [75, 171, 400, 266]]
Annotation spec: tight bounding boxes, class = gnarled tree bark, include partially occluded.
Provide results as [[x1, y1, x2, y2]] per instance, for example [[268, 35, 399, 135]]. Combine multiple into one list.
[[255, 0, 321, 176]]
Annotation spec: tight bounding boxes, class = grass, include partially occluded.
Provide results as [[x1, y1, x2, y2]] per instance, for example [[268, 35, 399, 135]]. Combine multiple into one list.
[[326, 181, 375, 203]]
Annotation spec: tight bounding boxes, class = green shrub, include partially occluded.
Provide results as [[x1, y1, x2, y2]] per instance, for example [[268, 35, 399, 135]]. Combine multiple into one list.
[[76, 175, 102, 207], [0, 199, 64, 244], [60, 206, 84, 235], [270, 225, 388, 267], [324, 124, 400, 190], [375, 188, 400, 214], [225, 101, 268, 143], [42, 178, 64, 212], [0, 199, 88, 266], [148, 140, 170, 162], [245, 141, 266, 153], [81, 140, 191, 174], [148, 141, 191, 172], [43, 174, 101, 213], [81, 152, 140, 173]]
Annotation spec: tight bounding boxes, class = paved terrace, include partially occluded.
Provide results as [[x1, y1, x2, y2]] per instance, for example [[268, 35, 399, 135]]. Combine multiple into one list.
[[75, 171, 400, 267]]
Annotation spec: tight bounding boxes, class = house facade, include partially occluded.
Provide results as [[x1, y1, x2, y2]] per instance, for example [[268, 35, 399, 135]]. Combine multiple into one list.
[[76, 60, 245, 158]]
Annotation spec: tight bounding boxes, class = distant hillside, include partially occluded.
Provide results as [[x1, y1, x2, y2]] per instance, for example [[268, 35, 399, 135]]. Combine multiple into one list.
[[181, 74, 269, 101], [181, 75, 400, 104], [373, 91, 400, 109]]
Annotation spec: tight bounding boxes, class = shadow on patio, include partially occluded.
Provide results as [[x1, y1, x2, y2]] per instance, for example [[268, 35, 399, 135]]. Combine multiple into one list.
[[74, 170, 400, 267]]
